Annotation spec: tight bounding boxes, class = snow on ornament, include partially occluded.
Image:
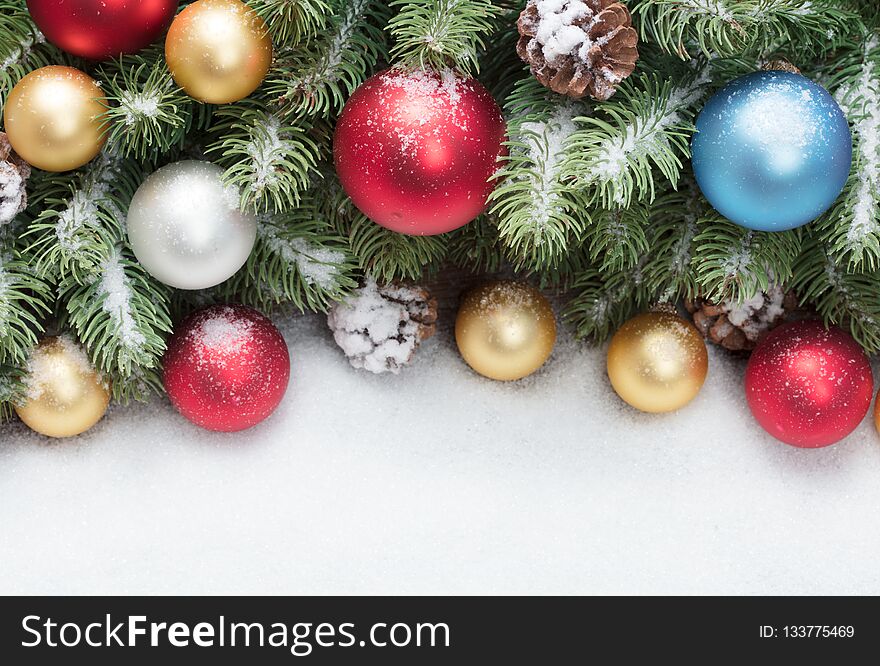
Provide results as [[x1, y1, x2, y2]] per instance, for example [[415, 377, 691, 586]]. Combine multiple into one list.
[[333, 67, 507, 235], [327, 279, 438, 374], [162, 304, 290, 432]]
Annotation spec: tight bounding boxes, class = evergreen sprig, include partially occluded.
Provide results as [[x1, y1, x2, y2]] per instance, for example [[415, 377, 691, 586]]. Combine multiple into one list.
[[633, 0, 858, 60], [222, 209, 358, 311], [98, 56, 192, 160], [251, 0, 331, 45], [388, 0, 499, 75], [692, 213, 801, 303], [59, 244, 172, 394], [207, 104, 324, 213], [267, 0, 389, 119], [0, 250, 52, 364], [490, 77, 590, 271], [571, 67, 712, 208]]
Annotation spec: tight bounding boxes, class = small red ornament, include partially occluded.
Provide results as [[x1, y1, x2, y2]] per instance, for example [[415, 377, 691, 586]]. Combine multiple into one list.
[[745, 320, 873, 448], [27, 0, 177, 60], [333, 67, 507, 236], [163, 304, 290, 432]]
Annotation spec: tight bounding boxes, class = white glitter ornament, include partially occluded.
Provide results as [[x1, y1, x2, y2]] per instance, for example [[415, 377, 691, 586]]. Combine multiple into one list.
[[127, 160, 257, 290]]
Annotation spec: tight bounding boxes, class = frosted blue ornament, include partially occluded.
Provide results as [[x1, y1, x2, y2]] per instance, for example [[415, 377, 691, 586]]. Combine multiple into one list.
[[691, 71, 852, 232]]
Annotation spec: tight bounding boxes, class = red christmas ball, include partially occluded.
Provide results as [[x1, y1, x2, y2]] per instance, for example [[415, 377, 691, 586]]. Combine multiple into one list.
[[27, 0, 177, 60], [745, 320, 873, 448], [333, 67, 507, 236], [163, 304, 290, 432]]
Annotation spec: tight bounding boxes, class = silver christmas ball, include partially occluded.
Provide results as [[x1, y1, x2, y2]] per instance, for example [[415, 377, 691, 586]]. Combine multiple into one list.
[[127, 160, 257, 290]]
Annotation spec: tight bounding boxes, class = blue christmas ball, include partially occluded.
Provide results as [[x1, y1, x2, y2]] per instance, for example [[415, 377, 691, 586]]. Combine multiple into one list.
[[691, 71, 852, 232]]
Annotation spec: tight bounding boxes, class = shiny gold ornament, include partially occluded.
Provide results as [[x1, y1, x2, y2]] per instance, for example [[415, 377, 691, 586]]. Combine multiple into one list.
[[3, 66, 106, 172], [455, 281, 556, 381], [165, 0, 273, 104], [14, 337, 110, 438], [874, 390, 880, 436], [607, 311, 708, 413]]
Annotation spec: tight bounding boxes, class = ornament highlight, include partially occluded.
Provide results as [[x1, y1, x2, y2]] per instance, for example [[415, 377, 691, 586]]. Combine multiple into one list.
[[607, 311, 708, 413], [15, 336, 110, 438], [692, 71, 852, 232], [455, 281, 556, 381], [3, 66, 107, 172], [165, 0, 273, 104], [126, 160, 257, 290], [27, 0, 177, 60], [745, 320, 873, 448], [163, 304, 290, 432], [333, 67, 507, 236]]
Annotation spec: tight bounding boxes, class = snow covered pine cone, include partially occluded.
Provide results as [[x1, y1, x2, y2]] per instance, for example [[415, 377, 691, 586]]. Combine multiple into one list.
[[685, 287, 799, 352], [516, 0, 639, 101], [327, 279, 438, 374], [0, 131, 30, 226]]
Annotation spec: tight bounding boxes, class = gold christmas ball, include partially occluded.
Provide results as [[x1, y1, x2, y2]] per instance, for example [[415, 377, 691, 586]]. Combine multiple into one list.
[[14, 336, 110, 439], [3, 66, 107, 172], [455, 281, 556, 381], [874, 390, 880, 435], [607, 311, 708, 413], [165, 0, 273, 104]]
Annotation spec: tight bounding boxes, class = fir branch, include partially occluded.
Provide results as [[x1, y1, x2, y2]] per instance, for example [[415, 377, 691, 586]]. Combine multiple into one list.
[[0, 250, 52, 365], [250, 0, 330, 45], [477, 6, 528, 102], [59, 244, 172, 380], [790, 235, 880, 353], [571, 65, 712, 208], [388, 0, 499, 75], [564, 262, 646, 342], [207, 105, 323, 213], [490, 78, 590, 271], [0, 362, 25, 421], [692, 212, 801, 302], [447, 215, 506, 275], [586, 203, 651, 274], [24, 152, 138, 283], [344, 212, 449, 283], [224, 210, 358, 311], [818, 33, 880, 270], [267, 0, 388, 119], [642, 182, 705, 301], [98, 58, 191, 160], [633, 0, 857, 60]]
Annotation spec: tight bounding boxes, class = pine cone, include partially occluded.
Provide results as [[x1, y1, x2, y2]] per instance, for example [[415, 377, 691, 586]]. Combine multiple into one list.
[[685, 287, 799, 352], [327, 278, 438, 374], [761, 59, 801, 74], [0, 132, 30, 226], [516, 0, 639, 101]]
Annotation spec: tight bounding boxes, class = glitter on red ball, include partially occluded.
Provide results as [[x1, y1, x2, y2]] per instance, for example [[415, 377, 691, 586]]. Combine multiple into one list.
[[333, 67, 507, 236], [745, 320, 873, 448], [163, 304, 290, 432], [27, 0, 177, 60]]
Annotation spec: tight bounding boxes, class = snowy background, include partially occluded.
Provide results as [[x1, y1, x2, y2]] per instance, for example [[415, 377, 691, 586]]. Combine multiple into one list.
[[2, 308, 880, 596]]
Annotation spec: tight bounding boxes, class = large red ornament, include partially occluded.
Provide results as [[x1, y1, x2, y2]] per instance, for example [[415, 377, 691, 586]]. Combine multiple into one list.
[[163, 304, 290, 432], [333, 67, 507, 236], [745, 320, 873, 448], [27, 0, 177, 60]]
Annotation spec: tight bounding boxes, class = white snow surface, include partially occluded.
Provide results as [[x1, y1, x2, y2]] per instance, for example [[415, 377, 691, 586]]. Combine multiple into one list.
[[2, 312, 880, 595]]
